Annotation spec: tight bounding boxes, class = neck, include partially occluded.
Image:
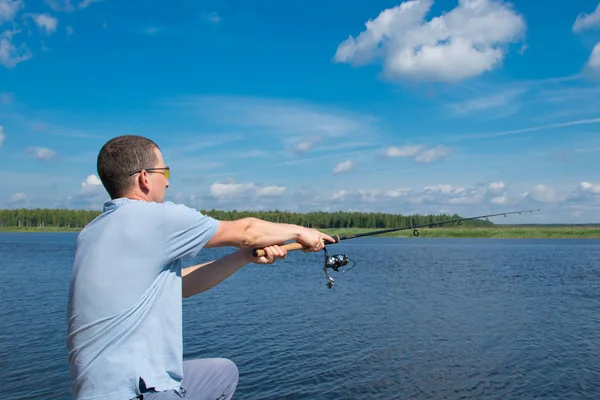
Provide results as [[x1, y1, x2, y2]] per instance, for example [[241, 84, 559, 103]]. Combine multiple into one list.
[[121, 191, 151, 202]]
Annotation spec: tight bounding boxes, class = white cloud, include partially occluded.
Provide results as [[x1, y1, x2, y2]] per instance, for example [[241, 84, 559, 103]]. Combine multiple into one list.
[[0, 0, 22, 24], [45, 0, 102, 12], [382, 144, 450, 163], [208, 179, 287, 199], [573, 3, 600, 32], [383, 145, 424, 157], [296, 141, 314, 152], [26, 146, 56, 161], [62, 174, 107, 209], [45, 0, 72, 11], [333, 160, 355, 174], [450, 88, 526, 114], [423, 184, 464, 195], [0, 91, 14, 104], [294, 186, 314, 197], [448, 117, 600, 142], [256, 186, 286, 197], [80, 174, 102, 193], [442, 185, 486, 205], [518, 43, 528, 55], [174, 95, 375, 140], [332, 190, 348, 200], [584, 42, 600, 77], [566, 181, 600, 202], [490, 194, 507, 204], [5, 191, 39, 208], [209, 180, 255, 199], [66, 25, 73, 35], [32, 14, 58, 35], [202, 12, 221, 23], [523, 184, 560, 203], [8, 191, 28, 203], [359, 189, 381, 202], [414, 145, 451, 163], [293, 137, 322, 153], [488, 182, 508, 205], [489, 181, 506, 193], [580, 181, 600, 194], [416, 182, 512, 206], [386, 188, 411, 198], [325, 181, 514, 209], [0, 31, 32, 68], [334, 0, 526, 82], [78, 0, 102, 9], [0, 126, 5, 147]]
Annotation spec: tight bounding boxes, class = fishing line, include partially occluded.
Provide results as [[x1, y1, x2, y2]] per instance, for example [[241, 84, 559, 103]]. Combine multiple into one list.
[[253, 209, 540, 288]]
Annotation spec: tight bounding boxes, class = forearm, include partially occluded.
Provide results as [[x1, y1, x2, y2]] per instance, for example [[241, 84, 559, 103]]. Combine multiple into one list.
[[182, 249, 253, 297], [244, 218, 303, 248]]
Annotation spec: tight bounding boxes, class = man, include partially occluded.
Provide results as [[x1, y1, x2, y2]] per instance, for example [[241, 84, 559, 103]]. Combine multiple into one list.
[[67, 135, 334, 400]]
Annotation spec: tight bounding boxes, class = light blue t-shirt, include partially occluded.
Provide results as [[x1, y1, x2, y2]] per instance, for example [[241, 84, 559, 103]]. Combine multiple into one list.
[[67, 198, 219, 400]]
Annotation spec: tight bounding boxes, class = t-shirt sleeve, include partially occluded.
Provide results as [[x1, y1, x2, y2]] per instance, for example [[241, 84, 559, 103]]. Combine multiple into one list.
[[161, 202, 220, 260]]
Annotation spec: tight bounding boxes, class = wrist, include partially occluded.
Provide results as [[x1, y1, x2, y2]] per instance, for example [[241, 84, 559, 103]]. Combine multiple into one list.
[[292, 225, 304, 242]]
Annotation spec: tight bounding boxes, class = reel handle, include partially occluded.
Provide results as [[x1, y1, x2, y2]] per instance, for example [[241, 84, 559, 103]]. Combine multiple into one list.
[[252, 236, 340, 257]]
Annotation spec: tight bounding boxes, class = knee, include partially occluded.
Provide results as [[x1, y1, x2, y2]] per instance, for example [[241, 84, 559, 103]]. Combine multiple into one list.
[[216, 358, 238, 398], [218, 358, 239, 383]]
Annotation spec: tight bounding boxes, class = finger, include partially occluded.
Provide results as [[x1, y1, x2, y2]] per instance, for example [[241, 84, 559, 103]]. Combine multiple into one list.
[[265, 246, 274, 263], [312, 240, 323, 252], [261, 247, 271, 264], [276, 246, 285, 258], [269, 246, 278, 262], [321, 233, 336, 243], [270, 245, 280, 257]]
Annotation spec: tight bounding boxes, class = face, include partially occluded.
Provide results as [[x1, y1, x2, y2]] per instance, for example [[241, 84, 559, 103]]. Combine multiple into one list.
[[147, 148, 170, 203]]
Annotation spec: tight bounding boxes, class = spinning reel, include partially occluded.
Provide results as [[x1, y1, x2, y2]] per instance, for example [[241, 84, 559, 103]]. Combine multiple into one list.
[[323, 246, 356, 289]]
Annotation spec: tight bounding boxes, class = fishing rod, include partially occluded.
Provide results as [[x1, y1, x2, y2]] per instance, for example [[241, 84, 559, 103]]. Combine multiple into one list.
[[253, 209, 540, 289]]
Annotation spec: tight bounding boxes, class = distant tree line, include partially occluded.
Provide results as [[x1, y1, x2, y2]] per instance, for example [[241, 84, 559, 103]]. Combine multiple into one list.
[[201, 209, 493, 228], [0, 208, 101, 228], [0, 208, 494, 229]]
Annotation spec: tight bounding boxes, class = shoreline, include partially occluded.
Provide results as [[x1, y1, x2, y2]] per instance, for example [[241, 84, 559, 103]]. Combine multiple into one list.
[[2, 226, 600, 239], [0, 227, 82, 233]]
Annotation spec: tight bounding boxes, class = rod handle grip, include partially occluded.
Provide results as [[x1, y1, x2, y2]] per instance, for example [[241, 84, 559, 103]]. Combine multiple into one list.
[[252, 235, 340, 257], [252, 242, 305, 257]]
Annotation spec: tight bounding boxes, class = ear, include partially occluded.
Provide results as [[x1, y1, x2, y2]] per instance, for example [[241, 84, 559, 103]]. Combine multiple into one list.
[[137, 170, 151, 194]]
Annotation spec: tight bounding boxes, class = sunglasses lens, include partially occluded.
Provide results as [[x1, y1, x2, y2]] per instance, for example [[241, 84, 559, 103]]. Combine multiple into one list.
[[164, 169, 170, 179]]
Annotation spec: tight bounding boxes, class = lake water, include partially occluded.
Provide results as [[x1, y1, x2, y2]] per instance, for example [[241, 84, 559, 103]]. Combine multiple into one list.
[[1, 233, 599, 399]]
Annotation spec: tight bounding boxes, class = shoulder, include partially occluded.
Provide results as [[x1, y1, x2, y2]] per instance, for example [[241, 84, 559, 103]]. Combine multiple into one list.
[[104, 199, 217, 229], [159, 202, 219, 229], [159, 201, 207, 218]]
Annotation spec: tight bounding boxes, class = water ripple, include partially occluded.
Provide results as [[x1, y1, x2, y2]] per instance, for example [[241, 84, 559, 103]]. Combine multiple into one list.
[[1, 235, 600, 399]]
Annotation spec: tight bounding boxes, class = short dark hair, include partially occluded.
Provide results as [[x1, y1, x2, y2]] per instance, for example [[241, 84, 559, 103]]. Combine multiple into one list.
[[97, 135, 160, 199]]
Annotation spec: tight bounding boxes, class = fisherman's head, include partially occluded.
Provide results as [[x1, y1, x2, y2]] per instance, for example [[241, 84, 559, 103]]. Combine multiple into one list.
[[97, 135, 170, 202]]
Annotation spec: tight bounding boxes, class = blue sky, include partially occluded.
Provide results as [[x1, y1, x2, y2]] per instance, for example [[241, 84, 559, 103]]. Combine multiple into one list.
[[1, 0, 600, 223]]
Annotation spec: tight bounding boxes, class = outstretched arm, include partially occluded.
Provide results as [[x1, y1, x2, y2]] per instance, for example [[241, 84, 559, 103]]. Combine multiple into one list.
[[205, 218, 335, 250], [182, 245, 287, 297]]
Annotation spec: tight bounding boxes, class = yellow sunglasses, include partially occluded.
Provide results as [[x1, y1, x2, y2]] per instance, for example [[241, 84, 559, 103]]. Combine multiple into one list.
[[130, 166, 170, 179]]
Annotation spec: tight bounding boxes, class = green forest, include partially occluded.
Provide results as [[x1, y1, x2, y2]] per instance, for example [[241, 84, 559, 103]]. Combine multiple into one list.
[[0, 208, 493, 229]]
